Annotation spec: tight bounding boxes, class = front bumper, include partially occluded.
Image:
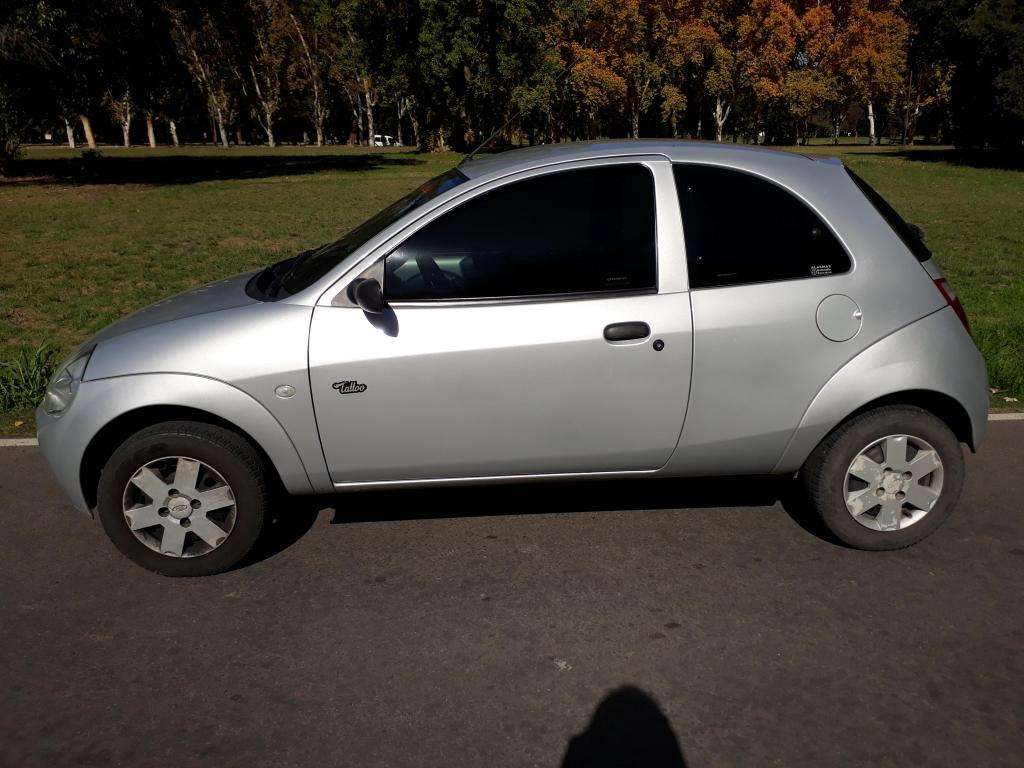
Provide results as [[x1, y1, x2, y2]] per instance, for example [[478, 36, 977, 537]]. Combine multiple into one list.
[[36, 401, 93, 516]]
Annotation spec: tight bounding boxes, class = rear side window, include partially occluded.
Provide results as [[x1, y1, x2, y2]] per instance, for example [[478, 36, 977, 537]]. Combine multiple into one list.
[[846, 168, 932, 262], [674, 164, 851, 289], [385, 165, 656, 301]]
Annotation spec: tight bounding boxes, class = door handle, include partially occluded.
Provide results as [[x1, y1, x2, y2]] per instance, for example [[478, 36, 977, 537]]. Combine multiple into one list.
[[604, 321, 650, 342]]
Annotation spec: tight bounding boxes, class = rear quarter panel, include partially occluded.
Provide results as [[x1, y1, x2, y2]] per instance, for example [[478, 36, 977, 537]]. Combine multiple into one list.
[[772, 306, 988, 473], [664, 158, 947, 476]]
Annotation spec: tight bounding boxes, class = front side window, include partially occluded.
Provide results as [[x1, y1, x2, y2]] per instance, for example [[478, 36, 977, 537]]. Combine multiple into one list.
[[674, 164, 850, 289], [384, 165, 657, 301]]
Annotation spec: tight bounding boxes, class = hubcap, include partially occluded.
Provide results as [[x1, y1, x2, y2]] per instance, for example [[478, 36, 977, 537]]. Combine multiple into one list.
[[122, 456, 236, 558], [844, 434, 944, 531]]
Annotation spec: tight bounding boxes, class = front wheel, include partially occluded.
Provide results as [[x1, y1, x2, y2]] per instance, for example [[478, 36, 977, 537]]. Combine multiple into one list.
[[801, 405, 965, 550], [96, 421, 270, 576]]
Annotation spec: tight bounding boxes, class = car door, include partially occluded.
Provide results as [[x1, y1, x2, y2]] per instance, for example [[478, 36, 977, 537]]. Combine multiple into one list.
[[308, 158, 693, 485]]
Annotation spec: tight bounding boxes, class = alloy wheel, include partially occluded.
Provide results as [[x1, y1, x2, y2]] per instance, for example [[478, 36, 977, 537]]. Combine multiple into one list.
[[844, 434, 944, 531], [122, 456, 236, 557]]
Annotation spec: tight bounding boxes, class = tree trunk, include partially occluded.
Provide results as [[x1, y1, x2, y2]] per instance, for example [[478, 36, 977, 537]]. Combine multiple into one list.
[[121, 109, 132, 147], [169, 119, 179, 147], [285, 7, 328, 149], [409, 102, 421, 148], [867, 100, 876, 146], [213, 103, 228, 148], [832, 117, 841, 145], [64, 118, 76, 149], [365, 96, 375, 148], [146, 115, 157, 148], [79, 115, 97, 149], [906, 89, 922, 145], [713, 97, 730, 143], [630, 108, 640, 139], [265, 117, 275, 148]]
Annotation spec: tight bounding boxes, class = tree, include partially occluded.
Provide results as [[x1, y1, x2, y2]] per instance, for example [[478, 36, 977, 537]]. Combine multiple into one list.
[[670, 0, 754, 142], [165, 2, 236, 147], [841, 0, 908, 145], [282, 0, 332, 145], [737, 0, 801, 143], [955, 0, 1024, 147], [1, 0, 59, 164], [236, 0, 290, 147]]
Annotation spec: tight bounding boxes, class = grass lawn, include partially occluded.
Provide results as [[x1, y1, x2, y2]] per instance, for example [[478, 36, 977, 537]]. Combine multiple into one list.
[[1, 142, 1021, 435]]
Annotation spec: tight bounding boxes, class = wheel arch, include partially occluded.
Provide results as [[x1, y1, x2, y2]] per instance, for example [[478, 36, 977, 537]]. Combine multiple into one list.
[[776, 387, 979, 475], [836, 390, 974, 447], [79, 405, 285, 510], [772, 309, 988, 475]]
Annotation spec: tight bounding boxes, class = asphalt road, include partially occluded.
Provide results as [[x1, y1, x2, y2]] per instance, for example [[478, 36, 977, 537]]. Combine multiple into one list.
[[1, 424, 1022, 768]]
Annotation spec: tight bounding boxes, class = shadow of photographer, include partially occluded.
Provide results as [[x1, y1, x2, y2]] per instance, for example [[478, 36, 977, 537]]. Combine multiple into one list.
[[562, 686, 688, 768]]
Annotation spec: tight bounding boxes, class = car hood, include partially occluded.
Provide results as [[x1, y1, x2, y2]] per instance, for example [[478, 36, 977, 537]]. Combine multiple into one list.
[[89, 272, 258, 345]]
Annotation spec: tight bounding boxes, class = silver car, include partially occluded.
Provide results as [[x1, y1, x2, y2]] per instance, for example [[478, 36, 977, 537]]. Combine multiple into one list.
[[36, 141, 988, 576]]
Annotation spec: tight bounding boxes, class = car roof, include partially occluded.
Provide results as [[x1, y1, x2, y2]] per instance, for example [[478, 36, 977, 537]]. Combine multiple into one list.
[[457, 139, 829, 180]]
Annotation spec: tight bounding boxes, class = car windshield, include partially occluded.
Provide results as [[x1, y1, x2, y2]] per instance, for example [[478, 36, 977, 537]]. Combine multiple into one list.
[[278, 167, 469, 295]]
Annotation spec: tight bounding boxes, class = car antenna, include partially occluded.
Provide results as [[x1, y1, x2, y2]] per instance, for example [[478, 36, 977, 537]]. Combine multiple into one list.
[[459, 109, 526, 167], [459, 63, 574, 167]]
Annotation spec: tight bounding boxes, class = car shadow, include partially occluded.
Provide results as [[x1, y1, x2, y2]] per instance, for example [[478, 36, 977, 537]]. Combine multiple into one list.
[[324, 474, 793, 525], [562, 685, 689, 768], [3, 150, 425, 186], [242, 474, 842, 568]]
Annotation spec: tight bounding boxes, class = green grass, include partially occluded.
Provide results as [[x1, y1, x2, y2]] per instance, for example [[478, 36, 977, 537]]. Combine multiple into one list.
[[1, 143, 1021, 435]]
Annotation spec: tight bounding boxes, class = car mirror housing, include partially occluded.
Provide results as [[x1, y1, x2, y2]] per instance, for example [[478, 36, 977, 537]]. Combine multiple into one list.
[[352, 278, 385, 314]]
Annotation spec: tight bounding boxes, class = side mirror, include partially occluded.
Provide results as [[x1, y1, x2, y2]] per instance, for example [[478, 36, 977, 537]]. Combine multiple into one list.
[[352, 278, 385, 314]]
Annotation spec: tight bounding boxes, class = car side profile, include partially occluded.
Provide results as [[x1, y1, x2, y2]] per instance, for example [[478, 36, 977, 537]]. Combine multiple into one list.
[[35, 140, 988, 576]]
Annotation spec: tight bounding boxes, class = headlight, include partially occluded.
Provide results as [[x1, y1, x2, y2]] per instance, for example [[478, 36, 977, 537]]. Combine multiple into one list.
[[42, 346, 94, 415]]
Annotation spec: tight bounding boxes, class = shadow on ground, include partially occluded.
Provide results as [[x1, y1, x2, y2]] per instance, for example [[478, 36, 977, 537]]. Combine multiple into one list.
[[2, 150, 425, 186], [243, 474, 836, 568], [563, 686, 689, 768], [852, 147, 1024, 170]]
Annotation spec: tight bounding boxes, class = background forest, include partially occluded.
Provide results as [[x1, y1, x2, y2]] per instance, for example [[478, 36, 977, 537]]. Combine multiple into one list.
[[2, 0, 1023, 163]]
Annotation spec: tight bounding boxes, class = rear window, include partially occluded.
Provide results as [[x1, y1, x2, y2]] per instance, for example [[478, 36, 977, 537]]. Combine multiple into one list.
[[846, 169, 932, 262], [674, 164, 850, 289]]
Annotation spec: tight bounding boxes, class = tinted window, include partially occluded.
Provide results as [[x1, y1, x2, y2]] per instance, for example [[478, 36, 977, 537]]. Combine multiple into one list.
[[674, 164, 850, 289], [846, 168, 932, 262], [385, 165, 656, 301], [279, 168, 468, 295]]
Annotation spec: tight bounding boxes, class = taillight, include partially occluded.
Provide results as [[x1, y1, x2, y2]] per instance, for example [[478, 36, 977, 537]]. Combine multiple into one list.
[[934, 278, 971, 334]]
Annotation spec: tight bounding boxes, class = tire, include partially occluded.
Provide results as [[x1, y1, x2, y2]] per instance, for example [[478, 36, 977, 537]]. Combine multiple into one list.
[[801, 405, 965, 550], [96, 421, 270, 576]]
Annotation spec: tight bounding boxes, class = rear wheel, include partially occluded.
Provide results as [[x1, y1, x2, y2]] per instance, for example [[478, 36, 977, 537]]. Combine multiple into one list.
[[96, 421, 269, 576], [801, 406, 964, 550]]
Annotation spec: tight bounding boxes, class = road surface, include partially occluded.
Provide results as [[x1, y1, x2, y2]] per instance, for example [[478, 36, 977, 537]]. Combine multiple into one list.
[[1, 424, 1022, 767]]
